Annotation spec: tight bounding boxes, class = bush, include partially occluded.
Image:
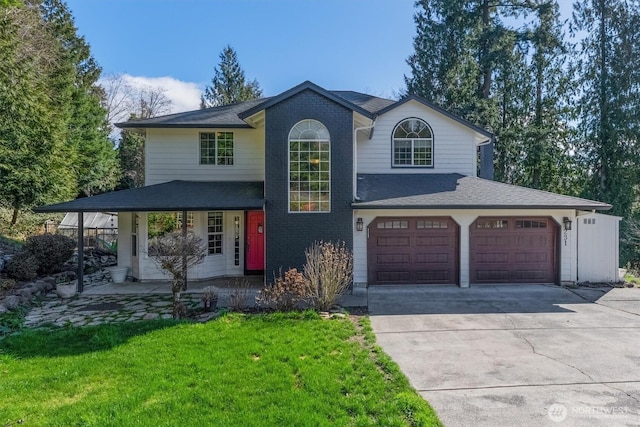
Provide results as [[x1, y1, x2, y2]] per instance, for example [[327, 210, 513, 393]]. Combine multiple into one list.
[[6, 251, 39, 281], [24, 234, 75, 275], [228, 278, 251, 312], [0, 278, 16, 292], [256, 268, 310, 311], [304, 240, 353, 311]]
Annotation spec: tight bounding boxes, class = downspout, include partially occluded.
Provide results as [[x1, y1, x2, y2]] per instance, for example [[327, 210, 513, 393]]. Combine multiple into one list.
[[353, 119, 376, 201]]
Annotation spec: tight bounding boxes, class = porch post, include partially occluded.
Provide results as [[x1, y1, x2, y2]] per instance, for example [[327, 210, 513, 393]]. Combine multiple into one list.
[[182, 210, 187, 291], [77, 211, 84, 293]]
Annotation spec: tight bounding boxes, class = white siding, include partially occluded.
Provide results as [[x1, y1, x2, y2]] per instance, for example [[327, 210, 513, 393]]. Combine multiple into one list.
[[353, 209, 577, 287], [132, 211, 246, 281], [145, 128, 265, 185], [357, 100, 478, 176], [577, 212, 621, 282]]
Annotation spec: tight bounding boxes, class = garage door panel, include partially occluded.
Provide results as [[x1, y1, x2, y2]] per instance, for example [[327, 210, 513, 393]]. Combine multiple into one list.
[[377, 271, 410, 283], [470, 217, 557, 284], [376, 236, 410, 246], [477, 270, 509, 281], [416, 270, 450, 282], [376, 253, 410, 265], [512, 270, 548, 281], [513, 252, 548, 263], [368, 217, 458, 285], [415, 252, 449, 264], [416, 235, 451, 246], [475, 252, 510, 264], [473, 235, 515, 247]]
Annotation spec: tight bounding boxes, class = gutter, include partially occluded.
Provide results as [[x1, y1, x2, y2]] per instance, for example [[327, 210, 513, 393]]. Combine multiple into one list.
[[353, 119, 376, 201]]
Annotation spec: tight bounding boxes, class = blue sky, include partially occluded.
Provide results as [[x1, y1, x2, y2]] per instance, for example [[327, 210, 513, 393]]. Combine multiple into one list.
[[66, 0, 576, 113], [66, 0, 417, 111]]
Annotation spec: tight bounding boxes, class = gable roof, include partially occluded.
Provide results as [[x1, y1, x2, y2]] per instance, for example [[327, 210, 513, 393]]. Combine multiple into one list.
[[34, 181, 264, 213], [114, 81, 493, 141], [376, 95, 494, 141], [238, 80, 375, 120], [354, 174, 611, 210]]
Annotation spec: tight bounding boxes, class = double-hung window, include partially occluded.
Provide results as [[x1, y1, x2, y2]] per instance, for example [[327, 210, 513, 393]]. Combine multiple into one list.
[[200, 132, 234, 165]]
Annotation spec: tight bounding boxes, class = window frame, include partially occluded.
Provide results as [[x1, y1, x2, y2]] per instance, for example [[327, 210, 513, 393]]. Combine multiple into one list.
[[288, 119, 331, 213], [199, 132, 234, 166], [207, 211, 224, 255], [391, 118, 434, 168]]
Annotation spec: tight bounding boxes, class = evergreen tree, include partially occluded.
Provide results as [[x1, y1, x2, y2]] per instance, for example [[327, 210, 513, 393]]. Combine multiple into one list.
[[0, 5, 76, 224], [39, 0, 118, 197], [572, 0, 640, 217], [405, 1, 577, 193], [519, 1, 578, 193], [200, 45, 262, 108], [117, 128, 145, 189]]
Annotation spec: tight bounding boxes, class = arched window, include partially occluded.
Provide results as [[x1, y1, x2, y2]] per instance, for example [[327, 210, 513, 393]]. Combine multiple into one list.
[[288, 119, 330, 212], [392, 118, 433, 167]]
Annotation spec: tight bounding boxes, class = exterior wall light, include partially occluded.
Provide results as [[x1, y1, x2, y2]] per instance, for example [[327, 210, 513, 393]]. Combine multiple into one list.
[[563, 217, 572, 231], [356, 218, 364, 231]]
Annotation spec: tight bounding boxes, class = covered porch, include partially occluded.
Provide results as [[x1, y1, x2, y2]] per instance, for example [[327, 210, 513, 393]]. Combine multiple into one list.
[[35, 180, 266, 293]]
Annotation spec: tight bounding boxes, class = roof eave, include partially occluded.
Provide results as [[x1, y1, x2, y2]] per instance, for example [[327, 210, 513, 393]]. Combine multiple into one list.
[[351, 203, 612, 211], [34, 205, 265, 213], [115, 123, 253, 129]]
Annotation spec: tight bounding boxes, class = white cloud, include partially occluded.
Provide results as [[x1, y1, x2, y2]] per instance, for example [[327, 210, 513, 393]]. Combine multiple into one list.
[[120, 74, 202, 114]]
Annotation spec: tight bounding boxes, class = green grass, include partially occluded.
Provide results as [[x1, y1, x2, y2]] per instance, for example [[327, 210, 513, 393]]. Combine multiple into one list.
[[0, 313, 441, 426]]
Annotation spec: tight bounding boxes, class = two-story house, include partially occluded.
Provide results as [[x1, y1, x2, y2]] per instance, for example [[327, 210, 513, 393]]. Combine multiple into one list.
[[38, 81, 620, 289]]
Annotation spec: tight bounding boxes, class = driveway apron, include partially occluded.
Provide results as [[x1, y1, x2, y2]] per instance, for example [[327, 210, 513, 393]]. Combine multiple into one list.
[[369, 285, 640, 426]]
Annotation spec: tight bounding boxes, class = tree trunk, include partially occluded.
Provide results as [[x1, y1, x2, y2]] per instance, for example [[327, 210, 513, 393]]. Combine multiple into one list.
[[10, 208, 19, 226], [598, 0, 608, 197], [481, 0, 491, 99], [172, 274, 185, 319]]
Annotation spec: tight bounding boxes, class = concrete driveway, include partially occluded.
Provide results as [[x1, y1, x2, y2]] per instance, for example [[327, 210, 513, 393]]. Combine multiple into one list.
[[369, 285, 640, 426]]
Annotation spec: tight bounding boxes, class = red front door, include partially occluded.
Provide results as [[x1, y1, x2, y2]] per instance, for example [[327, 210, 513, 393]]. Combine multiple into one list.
[[246, 211, 264, 271]]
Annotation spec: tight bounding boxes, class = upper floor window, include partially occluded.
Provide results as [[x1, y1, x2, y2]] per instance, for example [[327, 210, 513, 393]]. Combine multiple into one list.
[[289, 119, 330, 212], [200, 132, 234, 165], [392, 118, 433, 167]]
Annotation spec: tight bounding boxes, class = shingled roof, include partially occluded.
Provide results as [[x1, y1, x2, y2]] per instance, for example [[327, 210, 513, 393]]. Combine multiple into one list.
[[354, 174, 611, 210], [116, 98, 268, 129], [34, 181, 264, 212], [116, 82, 403, 129]]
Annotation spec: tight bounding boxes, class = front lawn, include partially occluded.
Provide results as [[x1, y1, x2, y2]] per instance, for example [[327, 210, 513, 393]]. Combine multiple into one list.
[[0, 312, 440, 426]]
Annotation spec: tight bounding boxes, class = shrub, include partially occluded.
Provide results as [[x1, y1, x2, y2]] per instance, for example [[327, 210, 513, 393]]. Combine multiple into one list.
[[24, 234, 76, 275], [147, 231, 207, 319], [228, 278, 251, 311], [256, 268, 310, 311], [6, 251, 39, 281], [304, 240, 353, 311], [0, 278, 16, 292]]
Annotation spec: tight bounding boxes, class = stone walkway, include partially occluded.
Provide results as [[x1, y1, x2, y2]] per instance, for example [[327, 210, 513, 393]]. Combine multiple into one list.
[[24, 293, 216, 327]]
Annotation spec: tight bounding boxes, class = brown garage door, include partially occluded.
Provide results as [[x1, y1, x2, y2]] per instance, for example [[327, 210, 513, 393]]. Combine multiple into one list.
[[470, 217, 558, 284], [367, 217, 459, 285]]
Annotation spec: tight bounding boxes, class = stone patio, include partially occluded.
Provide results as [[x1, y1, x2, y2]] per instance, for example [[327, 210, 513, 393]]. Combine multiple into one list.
[[22, 273, 367, 328]]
